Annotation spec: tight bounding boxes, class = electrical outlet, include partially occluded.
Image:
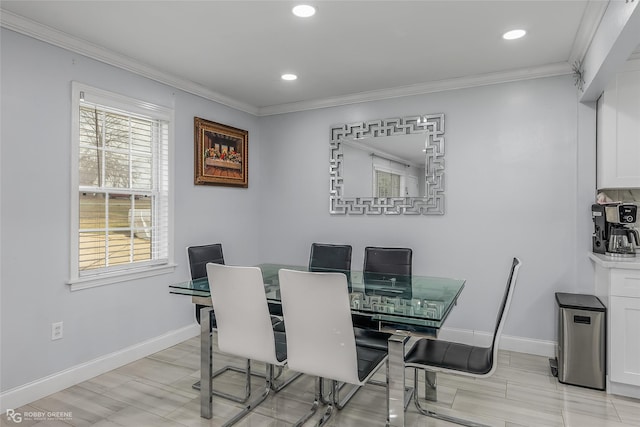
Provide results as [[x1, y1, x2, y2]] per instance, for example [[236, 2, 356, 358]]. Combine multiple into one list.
[[51, 321, 63, 340]]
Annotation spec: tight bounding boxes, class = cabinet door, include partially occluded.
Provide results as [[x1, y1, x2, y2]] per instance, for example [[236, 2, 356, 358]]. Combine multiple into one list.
[[597, 59, 640, 189], [610, 295, 640, 386]]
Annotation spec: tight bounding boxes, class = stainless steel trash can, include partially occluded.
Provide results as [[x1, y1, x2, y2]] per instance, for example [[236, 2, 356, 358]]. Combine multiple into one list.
[[555, 292, 606, 390]]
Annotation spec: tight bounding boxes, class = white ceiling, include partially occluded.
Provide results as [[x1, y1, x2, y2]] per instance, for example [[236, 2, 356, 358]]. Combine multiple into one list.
[[1, 1, 609, 115]]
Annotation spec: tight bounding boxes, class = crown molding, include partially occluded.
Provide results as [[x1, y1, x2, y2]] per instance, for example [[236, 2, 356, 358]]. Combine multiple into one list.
[[257, 62, 573, 116], [569, 0, 609, 65], [1, 9, 575, 118], [0, 10, 259, 116]]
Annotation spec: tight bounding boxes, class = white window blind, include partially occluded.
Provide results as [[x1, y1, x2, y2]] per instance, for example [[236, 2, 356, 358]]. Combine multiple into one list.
[[70, 82, 173, 288]]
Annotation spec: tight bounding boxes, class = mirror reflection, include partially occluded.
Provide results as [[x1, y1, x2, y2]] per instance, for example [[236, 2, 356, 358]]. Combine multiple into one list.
[[341, 133, 427, 198]]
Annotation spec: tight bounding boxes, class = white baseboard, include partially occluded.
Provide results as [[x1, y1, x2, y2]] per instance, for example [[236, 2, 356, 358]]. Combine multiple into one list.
[[438, 327, 557, 358], [0, 324, 199, 413], [609, 379, 640, 399], [500, 334, 557, 358]]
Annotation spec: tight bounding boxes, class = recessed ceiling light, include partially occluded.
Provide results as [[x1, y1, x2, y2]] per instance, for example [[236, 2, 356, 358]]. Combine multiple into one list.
[[503, 29, 526, 40], [292, 5, 316, 18], [281, 73, 298, 81]]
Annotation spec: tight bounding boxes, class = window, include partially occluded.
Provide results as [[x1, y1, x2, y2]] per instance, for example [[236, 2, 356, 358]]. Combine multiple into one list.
[[375, 170, 401, 197], [70, 82, 174, 290]]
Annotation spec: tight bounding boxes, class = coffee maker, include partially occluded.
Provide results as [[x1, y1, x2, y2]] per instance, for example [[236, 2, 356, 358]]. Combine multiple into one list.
[[592, 203, 639, 257]]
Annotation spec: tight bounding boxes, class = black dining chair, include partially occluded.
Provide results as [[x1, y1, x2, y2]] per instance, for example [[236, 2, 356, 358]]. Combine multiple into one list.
[[307, 243, 390, 351], [363, 246, 413, 298], [270, 242, 354, 321], [309, 243, 353, 286], [187, 243, 224, 326], [404, 257, 522, 427], [352, 246, 414, 349]]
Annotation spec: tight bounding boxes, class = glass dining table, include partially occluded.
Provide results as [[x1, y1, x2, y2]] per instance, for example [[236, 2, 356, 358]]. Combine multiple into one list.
[[169, 263, 465, 427]]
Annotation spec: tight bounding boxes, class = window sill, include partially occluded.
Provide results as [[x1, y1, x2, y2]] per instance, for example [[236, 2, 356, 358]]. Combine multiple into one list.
[[68, 263, 177, 291]]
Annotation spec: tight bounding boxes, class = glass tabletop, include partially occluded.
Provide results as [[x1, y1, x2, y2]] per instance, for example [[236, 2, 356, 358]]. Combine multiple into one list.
[[169, 263, 465, 329]]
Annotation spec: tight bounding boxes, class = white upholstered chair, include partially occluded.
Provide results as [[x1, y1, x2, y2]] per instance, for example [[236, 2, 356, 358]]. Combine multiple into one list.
[[187, 244, 254, 403], [189, 245, 287, 402], [278, 268, 389, 426], [206, 263, 290, 426]]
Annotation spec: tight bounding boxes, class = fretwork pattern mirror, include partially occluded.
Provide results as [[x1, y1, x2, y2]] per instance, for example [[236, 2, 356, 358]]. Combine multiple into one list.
[[330, 114, 445, 215]]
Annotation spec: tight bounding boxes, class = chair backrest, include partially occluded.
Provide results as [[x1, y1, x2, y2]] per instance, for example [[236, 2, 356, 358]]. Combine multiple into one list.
[[206, 263, 283, 366], [363, 247, 413, 298], [363, 246, 412, 281], [487, 257, 522, 374], [187, 243, 224, 280], [308, 243, 352, 286], [278, 269, 362, 385]]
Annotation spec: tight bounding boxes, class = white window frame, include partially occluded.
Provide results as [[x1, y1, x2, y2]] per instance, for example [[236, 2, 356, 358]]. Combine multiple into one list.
[[372, 164, 404, 198], [69, 82, 175, 291]]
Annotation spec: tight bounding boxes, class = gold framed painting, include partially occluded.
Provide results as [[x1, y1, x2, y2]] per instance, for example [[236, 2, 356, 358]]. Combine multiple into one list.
[[194, 117, 248, 187]]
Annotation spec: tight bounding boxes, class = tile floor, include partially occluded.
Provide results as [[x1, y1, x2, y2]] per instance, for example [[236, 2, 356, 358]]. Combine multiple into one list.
[[2, 336, 640, 427]]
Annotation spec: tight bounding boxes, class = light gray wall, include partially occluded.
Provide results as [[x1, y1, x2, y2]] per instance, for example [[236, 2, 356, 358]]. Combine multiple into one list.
[[1, 27, 597, 393], [257, 76, 592, 341], [0, 29, 263, 392]]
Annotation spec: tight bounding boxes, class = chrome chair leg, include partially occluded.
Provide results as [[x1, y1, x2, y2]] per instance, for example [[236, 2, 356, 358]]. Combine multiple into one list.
[[191, 334, 268, 403], [319, 378, 332, 405], [197, 353, 299, 406], [293, 377, 324, 427], [332, 380, 362, 410], [315, 380, 337, 427], [193, 358, 253, 403], [316, 405, 334, 427], [271, 370, 304, 392], [222, 364, 275, 427], [412, 369, 488, 427], [273, 365, 284, 381], [424, 369, 437, 402], [332, 360, 389, 410]]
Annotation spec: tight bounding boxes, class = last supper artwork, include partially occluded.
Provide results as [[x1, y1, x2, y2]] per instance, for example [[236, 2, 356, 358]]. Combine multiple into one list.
[[194, 117, 248, 187]]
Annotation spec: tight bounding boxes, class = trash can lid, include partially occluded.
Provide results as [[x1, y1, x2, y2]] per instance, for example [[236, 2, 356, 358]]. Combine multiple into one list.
[[555, 292, 605, 311]]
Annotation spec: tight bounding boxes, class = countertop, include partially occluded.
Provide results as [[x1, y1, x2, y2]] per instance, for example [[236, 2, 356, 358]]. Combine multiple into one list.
[[588, 252, 640, 270]]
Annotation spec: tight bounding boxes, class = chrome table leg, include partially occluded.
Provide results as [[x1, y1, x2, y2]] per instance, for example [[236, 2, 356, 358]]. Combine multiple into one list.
[[200, 306, 213, 419], [388, 334, 409, 427]]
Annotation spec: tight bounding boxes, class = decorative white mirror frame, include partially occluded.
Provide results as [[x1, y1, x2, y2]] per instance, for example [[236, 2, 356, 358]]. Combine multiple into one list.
[[330, 114, 445, 215]]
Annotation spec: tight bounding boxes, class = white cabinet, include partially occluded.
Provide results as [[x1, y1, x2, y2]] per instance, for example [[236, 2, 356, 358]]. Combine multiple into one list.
[[597, 59, 640, 190], [610, 295, 640, 386], [609, 269, 640, 386], [590, 253, 640, 398]]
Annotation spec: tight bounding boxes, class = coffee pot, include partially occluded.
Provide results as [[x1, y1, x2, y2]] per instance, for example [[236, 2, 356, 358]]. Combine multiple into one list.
[[607, 225, 640, 257]]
